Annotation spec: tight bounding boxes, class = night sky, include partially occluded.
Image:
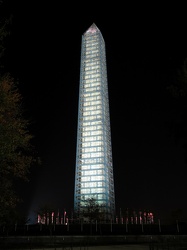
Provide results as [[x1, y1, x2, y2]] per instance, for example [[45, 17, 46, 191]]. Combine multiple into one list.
[[2, 1, 187, 224]]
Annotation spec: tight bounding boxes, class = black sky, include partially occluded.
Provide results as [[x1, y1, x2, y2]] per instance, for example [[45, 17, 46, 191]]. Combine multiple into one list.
[[2, 1, 187, 224]]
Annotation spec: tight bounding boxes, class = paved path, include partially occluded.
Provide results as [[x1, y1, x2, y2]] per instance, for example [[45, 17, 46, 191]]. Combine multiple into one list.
[[77, 244, 149, 249], [29, 244, 149, 250]]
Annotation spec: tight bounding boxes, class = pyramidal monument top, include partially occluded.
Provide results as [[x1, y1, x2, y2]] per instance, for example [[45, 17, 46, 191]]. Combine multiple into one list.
[[84, 23, 100, 35]]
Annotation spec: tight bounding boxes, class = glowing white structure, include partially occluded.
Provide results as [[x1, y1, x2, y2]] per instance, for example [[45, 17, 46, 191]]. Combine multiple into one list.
[[74, 23, 115, 219]]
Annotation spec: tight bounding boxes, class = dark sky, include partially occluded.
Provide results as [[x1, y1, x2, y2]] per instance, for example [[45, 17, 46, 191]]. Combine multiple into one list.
[[2, 1, 187, 224]]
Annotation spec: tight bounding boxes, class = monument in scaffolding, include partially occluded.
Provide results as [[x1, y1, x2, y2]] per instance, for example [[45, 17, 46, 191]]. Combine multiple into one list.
[[74, 23, 115, 221]]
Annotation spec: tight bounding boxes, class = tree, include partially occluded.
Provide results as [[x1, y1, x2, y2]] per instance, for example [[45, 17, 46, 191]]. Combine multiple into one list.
[[0, 1, 39, 227], [167, 58, 187, 98], [79, 198, 106, 223], [0, 74, 38, 226], [0, 0, 13, 74], [166, 58, 187, 163]]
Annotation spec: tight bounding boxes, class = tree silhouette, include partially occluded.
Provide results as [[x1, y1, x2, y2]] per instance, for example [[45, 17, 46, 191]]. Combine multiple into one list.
[[79, 197, 107, 223], [0, 74, 38, 226], [167, 58, 187, 163], [0, 4, 39, 226]]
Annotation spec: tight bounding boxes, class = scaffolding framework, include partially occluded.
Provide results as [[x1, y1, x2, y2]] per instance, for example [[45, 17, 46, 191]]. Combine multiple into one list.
[[74, 23, 115, 219]]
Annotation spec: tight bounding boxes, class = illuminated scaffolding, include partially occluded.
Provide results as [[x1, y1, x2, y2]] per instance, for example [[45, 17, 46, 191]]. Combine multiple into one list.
[[74, 23, 115, 219]]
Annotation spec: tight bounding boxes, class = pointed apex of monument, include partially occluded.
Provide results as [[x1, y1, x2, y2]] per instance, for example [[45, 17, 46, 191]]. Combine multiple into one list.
[[85, 23, 100, 34]]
